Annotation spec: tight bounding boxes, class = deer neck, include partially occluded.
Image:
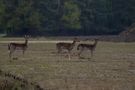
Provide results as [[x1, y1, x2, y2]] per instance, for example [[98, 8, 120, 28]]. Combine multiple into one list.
[[72, 40, 76, 45], [25, 39, 28, 46]]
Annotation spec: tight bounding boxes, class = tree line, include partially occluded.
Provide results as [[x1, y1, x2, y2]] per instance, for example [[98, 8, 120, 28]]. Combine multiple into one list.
[[0, 0, 135, 36]]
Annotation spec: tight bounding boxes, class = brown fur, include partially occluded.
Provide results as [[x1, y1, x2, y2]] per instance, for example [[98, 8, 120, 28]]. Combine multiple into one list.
[[8, 36, 29, 58], [77, 39, 98, 58], [56, 40, 76, 53], [56, 38, 79, 60]]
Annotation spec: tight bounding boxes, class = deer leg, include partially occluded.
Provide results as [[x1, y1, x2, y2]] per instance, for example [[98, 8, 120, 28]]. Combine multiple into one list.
[[58, 49, 61, 53], [91, 50, 94, 57], [8, 46, 12, 58], [9, 51, 12, 62], [9, 50, 12, 58], [78, 48, 83, 58], [23, 48, 26, 55], [9, 49, 15, 58], [57, 49, 59, 53], [57, 48, 61, 54], [68, 51, 71, 60], [23, 50, 25, 55]]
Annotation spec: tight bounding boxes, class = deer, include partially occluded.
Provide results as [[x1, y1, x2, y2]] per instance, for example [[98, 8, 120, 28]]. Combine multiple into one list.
[[77, 39, 98, 58], [8, 35, 29, 58], [56, 38, 79, 60]]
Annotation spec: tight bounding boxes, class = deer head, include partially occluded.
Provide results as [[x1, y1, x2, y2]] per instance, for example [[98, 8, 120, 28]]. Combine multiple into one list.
[[24, 35, 30, 40]]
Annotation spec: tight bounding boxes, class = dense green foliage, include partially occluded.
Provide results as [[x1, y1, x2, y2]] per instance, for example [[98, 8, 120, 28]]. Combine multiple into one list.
[[0, 0, 135, 36]]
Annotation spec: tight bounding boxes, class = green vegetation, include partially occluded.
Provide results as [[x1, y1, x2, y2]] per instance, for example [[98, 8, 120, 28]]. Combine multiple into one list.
[[0, 0, 135, 36], [0, 76, 35, 90], [0, 38, 135, 89]]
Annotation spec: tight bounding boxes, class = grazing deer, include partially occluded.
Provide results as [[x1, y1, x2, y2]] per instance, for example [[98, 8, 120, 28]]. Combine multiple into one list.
[[77, 39, 98, 58], [8, 35, 29, 58], [56, 38, 79, 60]]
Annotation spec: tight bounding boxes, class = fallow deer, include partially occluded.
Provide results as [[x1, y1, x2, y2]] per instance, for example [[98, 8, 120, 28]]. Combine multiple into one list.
[[8, 35, 29, 58], [77, 39, 98, 58], [56, 38, 79, 60]]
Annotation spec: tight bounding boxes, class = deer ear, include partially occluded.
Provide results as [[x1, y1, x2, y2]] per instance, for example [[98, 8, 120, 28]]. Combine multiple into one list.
[[24, 35, 29, 39]]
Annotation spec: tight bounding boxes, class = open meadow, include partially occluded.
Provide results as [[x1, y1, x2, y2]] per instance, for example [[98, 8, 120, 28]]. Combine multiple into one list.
[[0, 37, 135, 90]]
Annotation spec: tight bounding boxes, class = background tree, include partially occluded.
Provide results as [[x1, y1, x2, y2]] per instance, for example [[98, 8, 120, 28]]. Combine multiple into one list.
[[0, 0, 42, 36], [0, 0, 135, 36], [0, 0, 6, 33]]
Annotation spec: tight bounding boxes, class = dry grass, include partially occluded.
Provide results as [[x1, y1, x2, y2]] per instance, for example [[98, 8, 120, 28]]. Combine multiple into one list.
[[0, 38, 135, 90]]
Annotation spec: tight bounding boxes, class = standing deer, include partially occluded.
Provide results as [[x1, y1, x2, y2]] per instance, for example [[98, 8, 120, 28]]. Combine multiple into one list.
[[8, 35, 29, 58], [56, 38, 79, 60], [77, 39, 98, 58]]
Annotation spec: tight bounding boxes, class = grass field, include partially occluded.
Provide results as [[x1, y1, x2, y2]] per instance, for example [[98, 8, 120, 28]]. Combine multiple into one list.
[[0, 38, 135, 90]]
